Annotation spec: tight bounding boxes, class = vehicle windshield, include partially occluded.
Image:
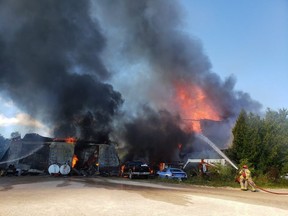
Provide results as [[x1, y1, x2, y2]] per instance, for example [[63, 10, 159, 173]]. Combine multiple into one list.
[[170, 169, 183, 172], [128, 161, 146, 166]]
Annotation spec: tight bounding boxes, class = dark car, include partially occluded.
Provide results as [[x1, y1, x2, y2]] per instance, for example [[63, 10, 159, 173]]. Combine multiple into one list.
[[157, 167, 187, 180], [120, 161, 151, 179]]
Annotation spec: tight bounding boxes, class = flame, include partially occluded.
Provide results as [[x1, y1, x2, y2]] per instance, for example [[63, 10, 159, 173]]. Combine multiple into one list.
[[71, 154, 79, 168], [53, 137, 77, 144], [65, 137, 77, 144], [175, 82, 221, 132]]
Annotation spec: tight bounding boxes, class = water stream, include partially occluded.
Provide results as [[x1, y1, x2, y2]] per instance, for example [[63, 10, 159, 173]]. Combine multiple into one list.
[[195, 133, 238, 170], [0, 144, 44, 165]]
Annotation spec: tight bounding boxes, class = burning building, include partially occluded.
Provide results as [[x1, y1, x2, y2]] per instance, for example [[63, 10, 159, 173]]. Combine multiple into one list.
[[96, 1, 262, 164], [0, 133, 120, 176], [0, 0, 262, 169]]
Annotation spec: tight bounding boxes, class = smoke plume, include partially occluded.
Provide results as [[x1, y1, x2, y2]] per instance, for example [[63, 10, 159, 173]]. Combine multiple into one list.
[[97, 0, 261, 116], [0, 0, 123, 140], [96, 0, 261, 160], [120, 106, 191, 162], [0, 0, 262, 162]]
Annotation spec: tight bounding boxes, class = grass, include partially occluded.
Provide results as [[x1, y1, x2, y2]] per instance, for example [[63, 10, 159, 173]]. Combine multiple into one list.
[[253, 176, 288, 189], [151, 174, 288, 189]]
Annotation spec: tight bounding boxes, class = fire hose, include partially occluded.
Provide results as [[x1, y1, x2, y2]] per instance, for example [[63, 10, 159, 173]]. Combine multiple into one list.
[[236, 177, 288, 195], [247, 180, 288, 195]]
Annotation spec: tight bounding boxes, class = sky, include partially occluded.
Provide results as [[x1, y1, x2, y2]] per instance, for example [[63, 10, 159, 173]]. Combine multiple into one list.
[[0, 0, 287, 138], [180, 0, 288, 111]]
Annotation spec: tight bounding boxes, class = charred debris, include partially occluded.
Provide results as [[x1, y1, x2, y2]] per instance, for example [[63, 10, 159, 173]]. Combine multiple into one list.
[[0, 120, 235, 178], [0, 133, 119, 177]]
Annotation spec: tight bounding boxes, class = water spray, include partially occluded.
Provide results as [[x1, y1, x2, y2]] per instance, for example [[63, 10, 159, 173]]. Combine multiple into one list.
[[195, 133, 238, 170], [0, 145, 44, 165]]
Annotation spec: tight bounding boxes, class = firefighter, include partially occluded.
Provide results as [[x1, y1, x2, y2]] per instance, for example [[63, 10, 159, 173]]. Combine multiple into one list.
[[239, 165, 256, 192], [198, 159, 209, 177]]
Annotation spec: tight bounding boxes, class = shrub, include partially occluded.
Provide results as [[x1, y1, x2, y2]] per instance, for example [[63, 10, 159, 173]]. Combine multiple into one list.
[[208, 164, 236, 181]]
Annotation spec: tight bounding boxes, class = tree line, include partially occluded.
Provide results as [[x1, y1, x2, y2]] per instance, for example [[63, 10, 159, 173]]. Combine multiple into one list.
[[227, 109, 288, 180]]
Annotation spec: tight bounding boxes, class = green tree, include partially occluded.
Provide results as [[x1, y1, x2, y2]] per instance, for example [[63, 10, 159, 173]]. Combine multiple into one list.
[[260, 109, 288, 174], [228, 108, 288, 178], [227, 110, 248, 164], [245, 113, 263, 169]]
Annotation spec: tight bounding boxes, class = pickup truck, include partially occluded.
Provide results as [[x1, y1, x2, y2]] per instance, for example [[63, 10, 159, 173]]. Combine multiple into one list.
[[120, 161, 151, 179]]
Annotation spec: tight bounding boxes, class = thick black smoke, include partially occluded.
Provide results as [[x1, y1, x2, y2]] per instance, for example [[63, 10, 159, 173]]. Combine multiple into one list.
[[0, 0, 123, 140], [0, 0, 262, 162], [120, 107, 191, 163], [97, 0, 261, 117], [96, 0, 262, 160]]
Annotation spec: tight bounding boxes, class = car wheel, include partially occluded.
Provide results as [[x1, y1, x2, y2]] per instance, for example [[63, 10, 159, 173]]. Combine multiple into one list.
[[129, 170, 133, 179], [165, 175, 169, 179]]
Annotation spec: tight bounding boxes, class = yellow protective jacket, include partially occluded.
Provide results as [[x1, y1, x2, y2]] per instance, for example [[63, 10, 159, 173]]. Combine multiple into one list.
[[239, 168, 251, 180]]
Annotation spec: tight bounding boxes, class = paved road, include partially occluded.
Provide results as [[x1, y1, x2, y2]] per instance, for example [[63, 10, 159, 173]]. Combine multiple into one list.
[[0, 176, 288, 216]]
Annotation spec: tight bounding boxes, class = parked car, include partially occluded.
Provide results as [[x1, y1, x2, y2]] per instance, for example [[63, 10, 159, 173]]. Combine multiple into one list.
[[157, 167, 187, 180], [120, 161, 151, 179]]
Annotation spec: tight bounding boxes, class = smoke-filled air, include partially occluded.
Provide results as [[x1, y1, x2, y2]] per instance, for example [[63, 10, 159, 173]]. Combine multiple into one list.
[[0, 0, 261, 162]]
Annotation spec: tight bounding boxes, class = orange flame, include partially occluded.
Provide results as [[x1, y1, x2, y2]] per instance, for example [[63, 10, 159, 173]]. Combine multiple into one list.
[[175, 82, 221, 132], [53, 137, 77, 144], [65, 137, 77, 144], [71, 154, 79, 168]]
